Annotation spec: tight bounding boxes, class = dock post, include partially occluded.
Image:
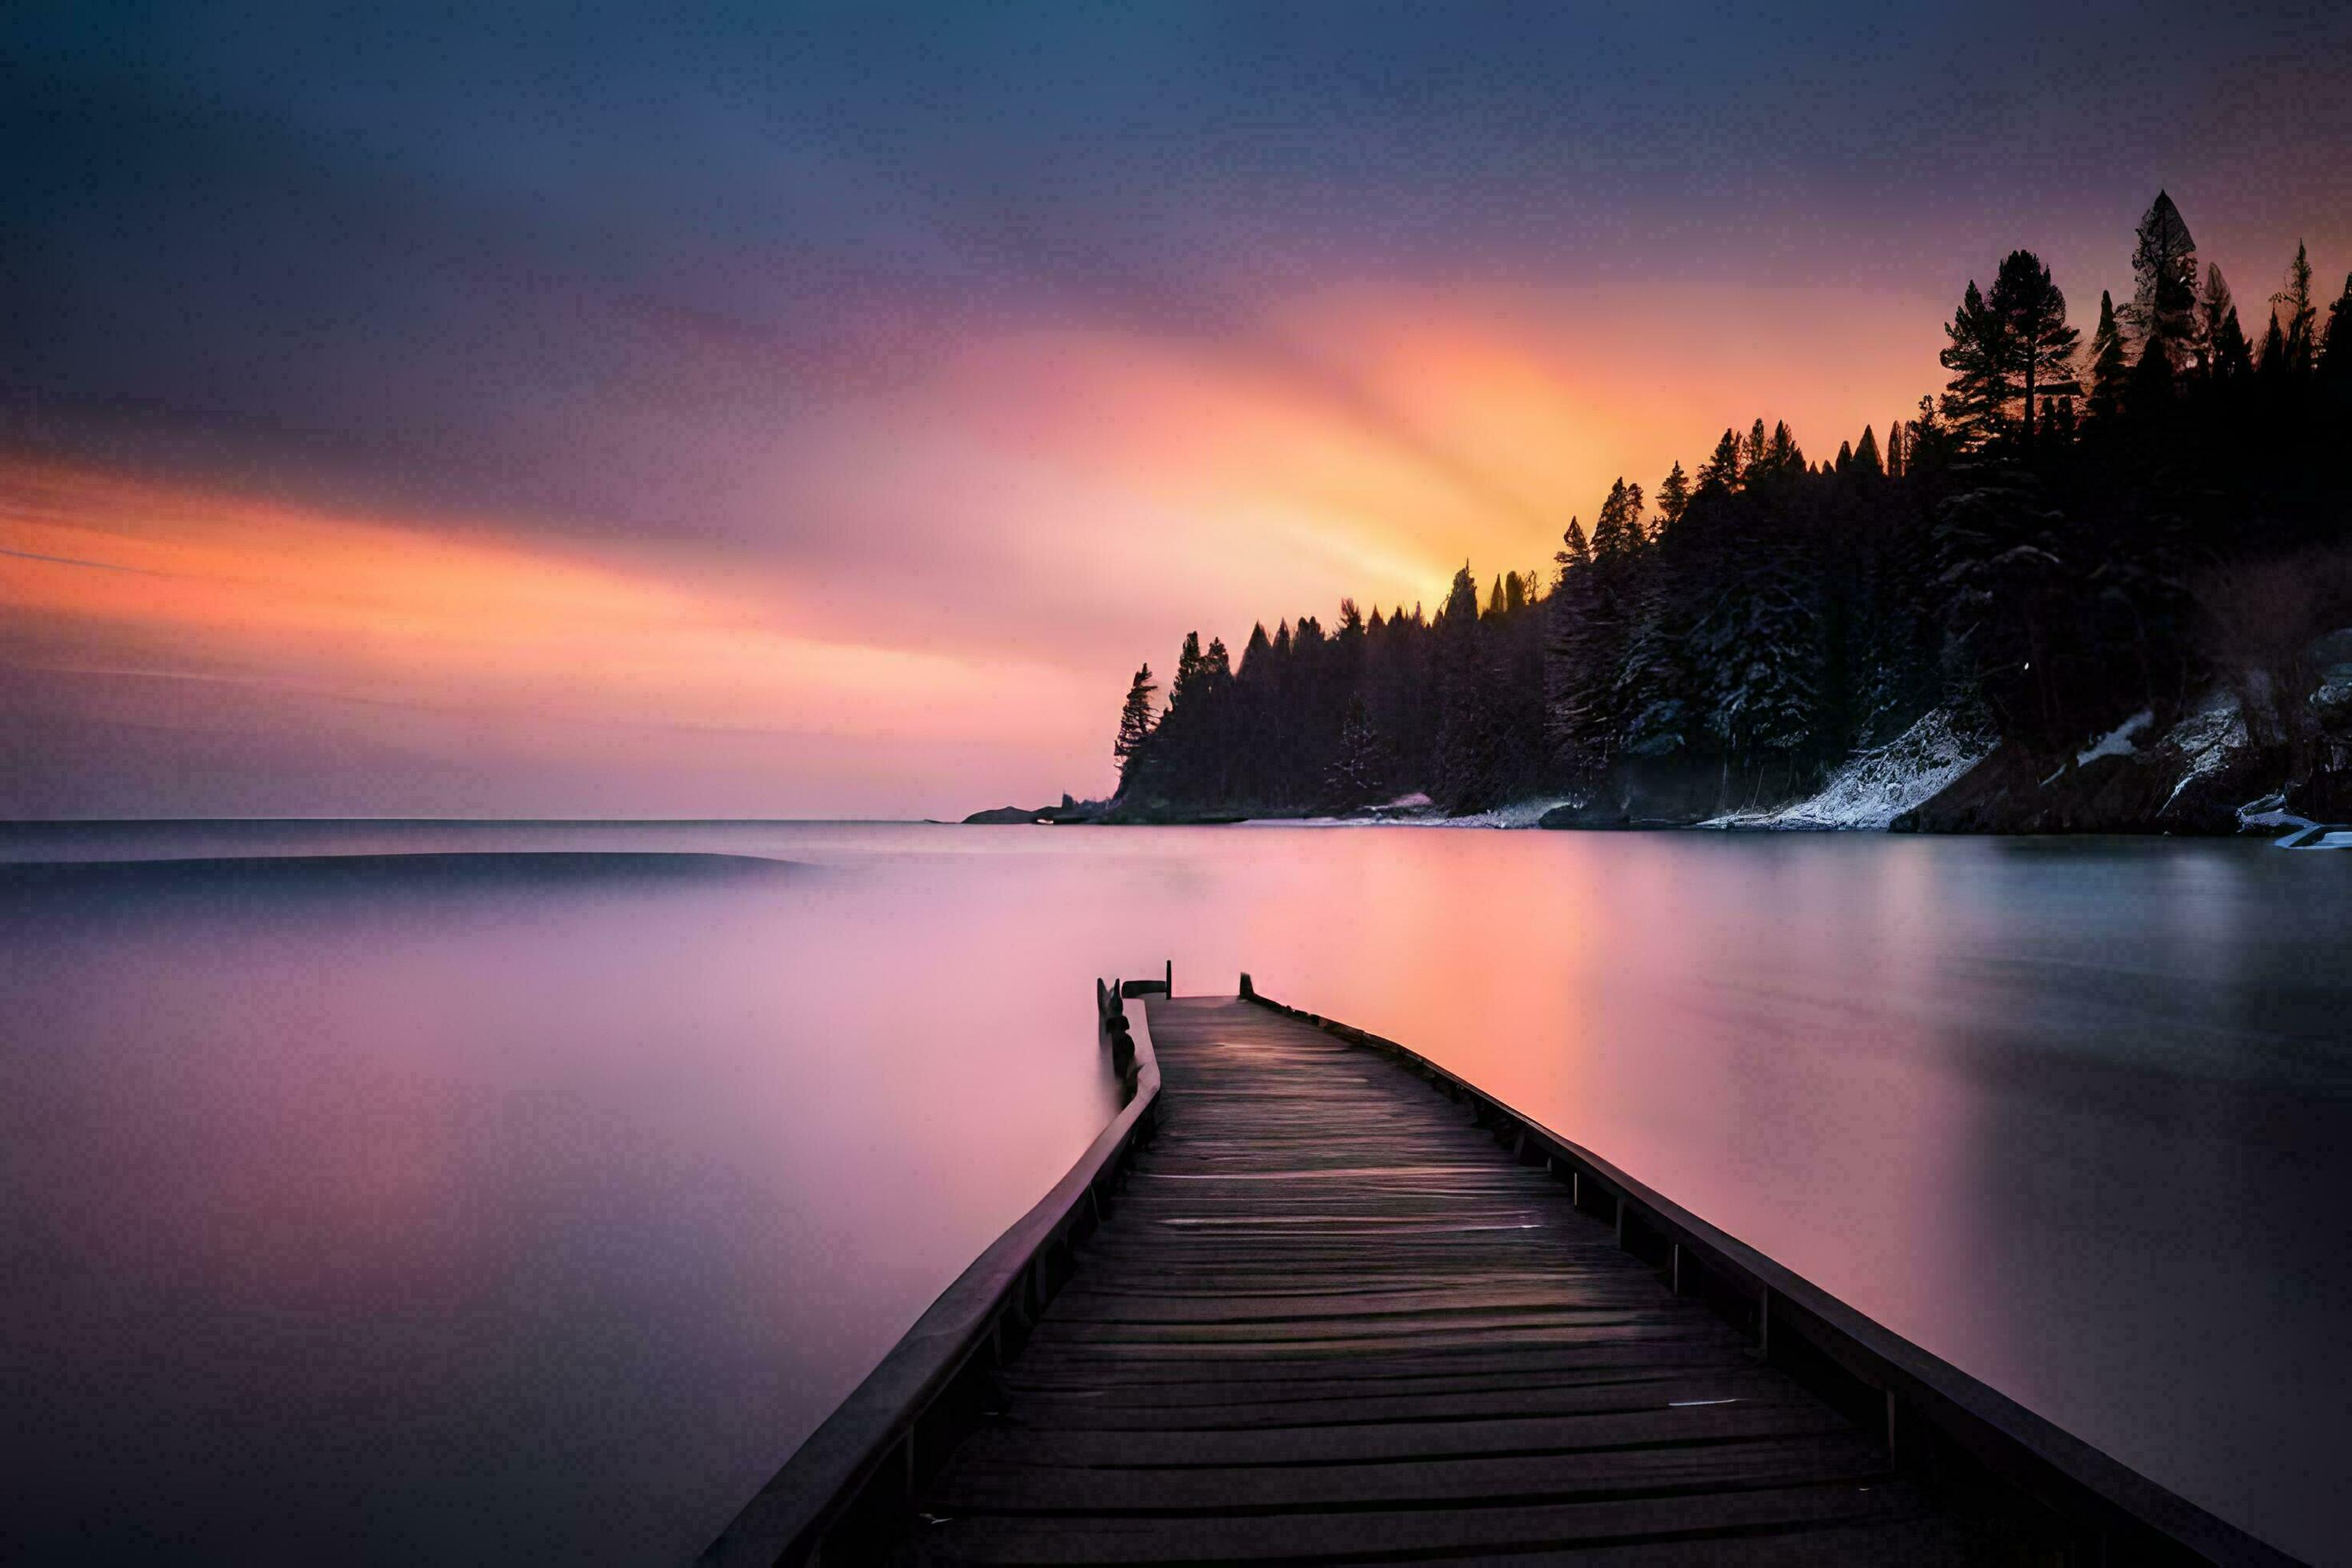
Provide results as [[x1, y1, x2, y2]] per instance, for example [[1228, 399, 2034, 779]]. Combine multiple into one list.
[[1759, 1287, 1771, 1357], [1165, 958, 1173, 997], [1672, 1242, 1681, 1294]]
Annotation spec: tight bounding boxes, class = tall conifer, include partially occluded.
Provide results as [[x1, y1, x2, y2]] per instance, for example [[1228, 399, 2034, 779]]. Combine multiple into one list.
[[1114, 665, 1158, 768], [2124, 190, 2198, 369], [2087, 290, 2130, 418], [2274, 240, 2318, 377]]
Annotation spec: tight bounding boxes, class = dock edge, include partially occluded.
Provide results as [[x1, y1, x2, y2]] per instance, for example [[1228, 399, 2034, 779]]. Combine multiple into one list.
[[1238, 971, 2304, 1568], [697, 975, 1164, 1567]]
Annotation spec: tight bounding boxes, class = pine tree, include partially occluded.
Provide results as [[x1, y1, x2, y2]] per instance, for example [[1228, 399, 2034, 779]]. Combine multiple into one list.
[[1938, 279, 2009, 444], [2124, 190, 2198, 370], [1240, 622, 1273, 676], [1432, 565, 1502, 809], [1114, 664, 1158, 767], [1323, 694, 1388, 808], [1742, 418, 1768, 475], [2086, 290, 2130, 420], [2213, 307, 2253, 382], [1170, 631, 1206, 711], [2320, 272, 2352, 397], [1590, 478, 1645, 561], [2196, 264, 2238, 379], [1884, 421, 1906, 479], [1545, 522, 1609, 782], [1851, 425, 1884, 478], [1905, 394, 1956, 476], [1988, 249, 2079, 445], [1614, 553, 1691, 762], [1696, 539, 1821, 779], [1552, 517, 1590, 585], [2258, 310, 2289, 382], [1694, 430, 1742, 494], [2274, 240, 2318, 377], [1654, 461, 1691, 529]]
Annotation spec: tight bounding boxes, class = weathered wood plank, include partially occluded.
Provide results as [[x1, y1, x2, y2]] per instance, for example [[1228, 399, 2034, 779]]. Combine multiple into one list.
[[950, 1398, 1848, 1470], [994, 1375, 1797, 1432], [930, 1430, 1890, 1514], [902, 1478, 1953, 1563]]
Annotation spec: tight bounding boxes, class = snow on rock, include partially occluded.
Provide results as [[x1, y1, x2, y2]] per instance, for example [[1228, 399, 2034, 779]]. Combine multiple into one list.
[[1246, 794, 1570, 829], [1426, 797, 1578, 829], [2236, 792, 2317, 834], [1705, 709, 1994, 830], [2158, 690, 2249, 810], [2075, 709, 2154, 766]]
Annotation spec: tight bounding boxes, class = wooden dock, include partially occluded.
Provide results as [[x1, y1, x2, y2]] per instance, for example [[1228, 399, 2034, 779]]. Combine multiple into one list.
[[702, 977, 2302, 1567]]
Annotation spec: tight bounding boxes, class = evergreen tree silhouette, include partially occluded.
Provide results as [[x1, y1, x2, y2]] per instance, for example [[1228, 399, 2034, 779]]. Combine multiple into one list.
[[2319, 273, 2352, 400], [2124, 190, 2198, 370], [1939, 281, 2008, 443], [1988, 250, 2079, 446], [2202, 266, 2252, 384], [1114, 664, 1157, 770], [2274, 240, 2318, 378], [1851, 425, 1884, 478], [1655, 462, 1691, 529], [2087, 290, 2130, 419]]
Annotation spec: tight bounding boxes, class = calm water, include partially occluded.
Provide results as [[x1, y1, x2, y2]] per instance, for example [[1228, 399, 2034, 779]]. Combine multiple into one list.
[[2, 823, 2346, 1564]]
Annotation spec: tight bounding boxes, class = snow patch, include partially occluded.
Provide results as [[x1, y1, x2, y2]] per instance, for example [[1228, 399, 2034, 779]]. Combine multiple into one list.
[[1243, 794, 1568, 829], [1426, 797, 1578, 829], [2076, 709, 2154, 767], [2314, 661, 2352, 714], [2274, 824, 2352, 850], [2158, 690, 2249, 809], [1705, 710, 1993, 830], [2236, 792, 2316, 833]]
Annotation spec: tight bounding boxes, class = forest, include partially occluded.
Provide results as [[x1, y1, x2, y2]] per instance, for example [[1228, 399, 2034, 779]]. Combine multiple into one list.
[[1106, 193, 2352, 827]]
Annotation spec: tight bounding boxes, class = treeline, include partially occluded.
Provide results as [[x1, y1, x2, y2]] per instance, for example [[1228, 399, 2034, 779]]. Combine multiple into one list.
[[1111, 192, 2352, 818]]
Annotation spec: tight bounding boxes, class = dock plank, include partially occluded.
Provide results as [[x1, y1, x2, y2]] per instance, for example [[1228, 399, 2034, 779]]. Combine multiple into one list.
[[894, 996, 1972, 1564]]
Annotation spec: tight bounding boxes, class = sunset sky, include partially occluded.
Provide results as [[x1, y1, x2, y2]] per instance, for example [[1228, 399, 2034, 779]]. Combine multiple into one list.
[[6, 2, 2350, 818]]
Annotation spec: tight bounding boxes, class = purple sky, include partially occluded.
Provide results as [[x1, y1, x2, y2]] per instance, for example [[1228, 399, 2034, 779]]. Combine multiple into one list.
[[5, 2, 2350, 816]]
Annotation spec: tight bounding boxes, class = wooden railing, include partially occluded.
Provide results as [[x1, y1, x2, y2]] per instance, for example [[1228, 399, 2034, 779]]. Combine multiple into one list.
[[698, 974, 1164, 1567], [1237, 973, 2302, 1568]]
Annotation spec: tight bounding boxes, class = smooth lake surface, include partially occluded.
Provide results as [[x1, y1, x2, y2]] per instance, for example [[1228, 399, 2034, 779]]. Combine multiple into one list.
[[2, 822, 2347, 1564]]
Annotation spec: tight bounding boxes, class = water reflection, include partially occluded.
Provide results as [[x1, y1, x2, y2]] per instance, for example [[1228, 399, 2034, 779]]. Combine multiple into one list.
[[1, 826, 2345, 1563]]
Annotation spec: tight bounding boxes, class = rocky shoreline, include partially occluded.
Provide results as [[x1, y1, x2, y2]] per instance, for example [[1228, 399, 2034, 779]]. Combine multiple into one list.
[[971, 669, 2352, 837]]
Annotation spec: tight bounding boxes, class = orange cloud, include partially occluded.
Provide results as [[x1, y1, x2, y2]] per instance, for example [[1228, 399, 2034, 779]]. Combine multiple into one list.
[[0, 459, 1092, 751]]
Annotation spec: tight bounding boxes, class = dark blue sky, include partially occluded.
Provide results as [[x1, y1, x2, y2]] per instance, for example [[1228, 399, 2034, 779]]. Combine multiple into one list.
[[11, 2, 2348, 499]]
